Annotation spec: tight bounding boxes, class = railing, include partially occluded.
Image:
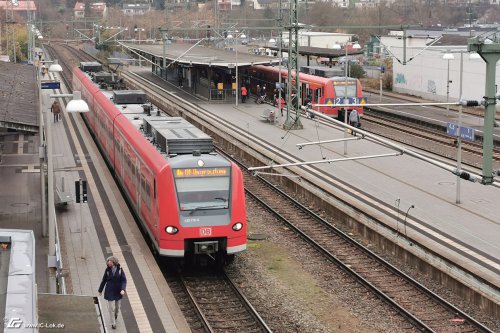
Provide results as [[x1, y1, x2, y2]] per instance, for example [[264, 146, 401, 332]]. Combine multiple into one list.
[[209, 88, 238, 102]]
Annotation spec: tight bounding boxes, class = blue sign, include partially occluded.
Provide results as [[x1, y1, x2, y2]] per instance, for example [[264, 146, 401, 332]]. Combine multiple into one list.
[[447, 122, 475, 142], [325, 97, 367, 105], [41, 81, 60, 90]]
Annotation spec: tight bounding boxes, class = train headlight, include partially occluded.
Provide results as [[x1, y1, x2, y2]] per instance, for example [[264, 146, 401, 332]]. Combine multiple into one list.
[[165, 226, 179, 234], [232, 222, 243, 231]]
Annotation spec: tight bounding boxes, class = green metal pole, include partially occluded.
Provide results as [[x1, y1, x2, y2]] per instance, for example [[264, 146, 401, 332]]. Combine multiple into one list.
[[481, 55, 496, 184], [468, 37, 500, 185]]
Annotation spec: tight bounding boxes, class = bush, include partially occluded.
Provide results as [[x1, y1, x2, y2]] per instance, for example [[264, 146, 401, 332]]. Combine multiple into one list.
[[349, 64, 365, 79]]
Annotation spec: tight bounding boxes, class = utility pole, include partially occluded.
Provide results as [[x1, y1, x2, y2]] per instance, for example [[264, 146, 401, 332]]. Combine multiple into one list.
[[283, 0, 303, 130], [468, 35, 500, 185]]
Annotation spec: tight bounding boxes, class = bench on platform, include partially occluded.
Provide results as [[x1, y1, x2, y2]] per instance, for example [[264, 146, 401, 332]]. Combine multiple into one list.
[[55, 177, 73, 206], [56, 186, 73, 206]]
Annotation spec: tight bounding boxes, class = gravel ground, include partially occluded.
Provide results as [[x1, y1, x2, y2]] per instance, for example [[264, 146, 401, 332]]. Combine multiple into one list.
[[227, 199, 409, 333], [226, 193, 499, 332]]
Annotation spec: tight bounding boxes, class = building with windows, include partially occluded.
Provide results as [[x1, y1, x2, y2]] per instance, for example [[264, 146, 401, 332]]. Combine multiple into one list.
[[74, 2, 107, 19], [122, 3, 151, 15]]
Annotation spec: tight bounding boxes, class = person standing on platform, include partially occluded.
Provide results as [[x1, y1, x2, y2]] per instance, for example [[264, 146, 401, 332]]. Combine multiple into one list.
[[241, 85, 247, 103], [277, 96, 285, 116], [254, 85, 261, 103], [178, 69, 183, 88], [40, 65, 47, 77], [346, 109, 361, 135], [98, 256, 127, 330], [50, 101, 61, 123]]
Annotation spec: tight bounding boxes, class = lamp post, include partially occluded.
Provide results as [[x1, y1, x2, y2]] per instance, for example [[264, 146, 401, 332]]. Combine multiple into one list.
[[134, 27, 145, 43], [44, 62, 63, 257], [161, 29, 168, 80], [42, 60, 89, 257], [456, 51, 481, 203], [227, 32, 245, 107], [334, 41, 361, 155], [443, 52, 455, 117]]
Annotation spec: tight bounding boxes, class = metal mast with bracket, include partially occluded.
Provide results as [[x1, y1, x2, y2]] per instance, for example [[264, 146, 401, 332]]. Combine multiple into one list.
[[283, 0, 303, 130]]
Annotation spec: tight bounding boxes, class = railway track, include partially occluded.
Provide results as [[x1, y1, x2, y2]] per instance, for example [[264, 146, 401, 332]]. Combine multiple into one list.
[[166, 269, 272, 333], [363, 109, 500, 162], [232, 161, 494, 333]]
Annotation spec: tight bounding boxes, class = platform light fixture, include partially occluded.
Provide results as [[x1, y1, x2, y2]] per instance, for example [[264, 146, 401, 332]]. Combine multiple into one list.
[[48, 59, 63, 72], [44, 61, 89, 258], [66, 91, 89, 113], [469, 52, 481, 60]]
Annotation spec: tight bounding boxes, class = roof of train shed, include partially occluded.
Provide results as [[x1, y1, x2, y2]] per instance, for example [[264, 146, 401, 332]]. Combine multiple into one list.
[[0, 62, 38, 132], [122, 42, 281, 67], [266, 45, 364, 59]]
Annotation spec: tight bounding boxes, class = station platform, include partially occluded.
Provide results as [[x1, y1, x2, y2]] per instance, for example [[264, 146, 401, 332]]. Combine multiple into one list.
[[0, 63, 190, 332], [128, 66, 500, 300]]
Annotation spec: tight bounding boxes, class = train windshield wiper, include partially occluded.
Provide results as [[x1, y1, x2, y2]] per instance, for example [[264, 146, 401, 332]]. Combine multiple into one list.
[[189, 203, 227, 215]]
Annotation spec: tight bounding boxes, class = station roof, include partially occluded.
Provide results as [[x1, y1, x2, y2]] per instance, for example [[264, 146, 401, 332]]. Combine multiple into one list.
[[0, 62, 38, 132], [122, 42, 281, 67], [267, 45, 364, 59]]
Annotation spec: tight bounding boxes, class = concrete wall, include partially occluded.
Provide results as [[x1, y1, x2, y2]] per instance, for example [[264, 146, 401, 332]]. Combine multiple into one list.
[[390, 46, 490, 105]]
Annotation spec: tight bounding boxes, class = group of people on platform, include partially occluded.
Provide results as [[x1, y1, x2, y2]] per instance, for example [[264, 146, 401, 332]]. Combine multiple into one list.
[[239, 79, 360, 128]]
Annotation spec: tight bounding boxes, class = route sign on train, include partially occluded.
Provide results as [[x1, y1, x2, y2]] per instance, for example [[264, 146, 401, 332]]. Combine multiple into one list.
[[446, 122, 475, 142]]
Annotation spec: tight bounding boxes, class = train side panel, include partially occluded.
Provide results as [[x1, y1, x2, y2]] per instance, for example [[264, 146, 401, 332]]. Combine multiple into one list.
[[91, 93, 120, 165], [72, 67, 99, 129], [226, 163, 247, 254], [113, 115, 166, 249], [250, 65, 364, 117]]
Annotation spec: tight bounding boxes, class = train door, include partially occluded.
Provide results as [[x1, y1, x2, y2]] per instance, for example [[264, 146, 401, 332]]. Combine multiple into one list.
[[301, 82, 308, 105], [135, 158, 141, 210], [312, 88, 322, 112], [116, 136, 124, 178]]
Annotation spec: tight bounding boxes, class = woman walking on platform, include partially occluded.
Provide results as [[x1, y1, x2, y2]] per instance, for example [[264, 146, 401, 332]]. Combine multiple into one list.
[[98, 256, 127, 330]]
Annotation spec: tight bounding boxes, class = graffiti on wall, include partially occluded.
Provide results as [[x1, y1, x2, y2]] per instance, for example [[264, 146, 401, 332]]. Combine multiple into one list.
[[427, 80, 436, 94], [395, 73, 407, 85]]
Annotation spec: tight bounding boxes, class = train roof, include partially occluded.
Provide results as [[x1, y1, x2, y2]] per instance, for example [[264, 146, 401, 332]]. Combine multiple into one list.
[[79, 61, 102, 73], [77, 66, 215, 161], [252, 64, 359, 84], [94, 81, 214, 155]]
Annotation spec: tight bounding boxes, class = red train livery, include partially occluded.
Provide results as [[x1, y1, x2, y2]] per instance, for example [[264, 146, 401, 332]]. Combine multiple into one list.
[[73, 65, 247, 264], [250, 64, 365, 117]]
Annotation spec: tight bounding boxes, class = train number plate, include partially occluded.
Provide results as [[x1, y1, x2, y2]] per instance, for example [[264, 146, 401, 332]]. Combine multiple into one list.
[[200, 227, 212, 236]]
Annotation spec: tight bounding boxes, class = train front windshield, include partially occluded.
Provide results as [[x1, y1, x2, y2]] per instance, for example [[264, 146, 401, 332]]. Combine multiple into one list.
[[333, 82, 357, 98], [173, 167, 231, 212]]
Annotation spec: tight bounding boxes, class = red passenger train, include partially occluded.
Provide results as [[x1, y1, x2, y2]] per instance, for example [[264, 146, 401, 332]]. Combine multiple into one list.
[[249, 64, 365, 118], [73, 64, 247, 265]]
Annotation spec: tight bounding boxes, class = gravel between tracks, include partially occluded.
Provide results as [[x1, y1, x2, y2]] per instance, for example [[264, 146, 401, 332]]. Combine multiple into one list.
[[227, 200, 399, 333], [226, 195, 499, 333]]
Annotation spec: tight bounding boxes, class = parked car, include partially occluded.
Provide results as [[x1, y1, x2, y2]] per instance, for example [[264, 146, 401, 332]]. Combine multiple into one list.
[[338, 56, 360, 65]]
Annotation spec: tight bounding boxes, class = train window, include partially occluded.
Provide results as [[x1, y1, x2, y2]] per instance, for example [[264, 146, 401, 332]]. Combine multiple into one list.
[[140, 174, 151, 209], [314, 89, 321, 102], [173, 168, 230, 212], [333, 82, 357, 98]]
